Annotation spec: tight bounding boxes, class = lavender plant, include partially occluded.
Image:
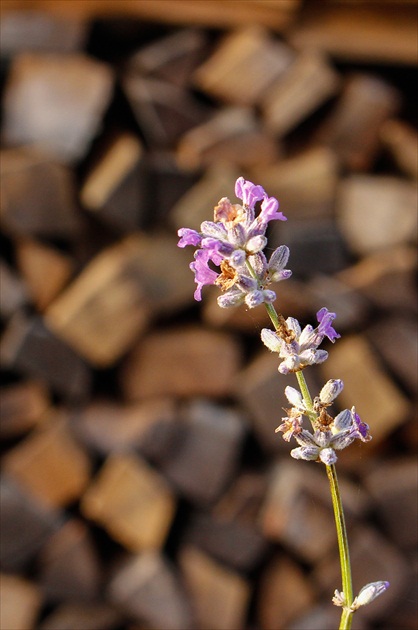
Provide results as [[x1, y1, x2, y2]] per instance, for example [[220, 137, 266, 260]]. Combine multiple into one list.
[[178, 176, 389, 629]]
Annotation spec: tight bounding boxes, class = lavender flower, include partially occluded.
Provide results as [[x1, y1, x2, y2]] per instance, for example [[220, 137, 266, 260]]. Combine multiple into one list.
[[261, 308, 341, 374], [178, 177, 290, 308], [276, 381, 371, 464]]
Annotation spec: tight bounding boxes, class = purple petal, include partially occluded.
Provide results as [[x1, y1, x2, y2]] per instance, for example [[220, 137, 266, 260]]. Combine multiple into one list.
[[316, 307, 341, 343], [259, 195, 287, 223], [352, 407, 372, 442], [190, 249, 219, 301], [177, 228, 201, 248], [235, 177, 265, 209]]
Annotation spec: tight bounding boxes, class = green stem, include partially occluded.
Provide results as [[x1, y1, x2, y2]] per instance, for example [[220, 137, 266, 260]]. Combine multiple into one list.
[[326, 464, 354, 630], [296, 370, 313, 411], [263, 300, 354, 630]]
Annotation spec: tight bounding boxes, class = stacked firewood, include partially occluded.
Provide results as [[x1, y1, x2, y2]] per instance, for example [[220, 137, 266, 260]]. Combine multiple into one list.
[[0, 2, 417, 629]]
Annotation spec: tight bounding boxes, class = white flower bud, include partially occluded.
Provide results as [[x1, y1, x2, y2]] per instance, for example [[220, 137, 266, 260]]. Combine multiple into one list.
[[351, 581, 390, 611], [320, 379, 344, 404], [284, 386, 304, 409], [260, 328, 281, 353]]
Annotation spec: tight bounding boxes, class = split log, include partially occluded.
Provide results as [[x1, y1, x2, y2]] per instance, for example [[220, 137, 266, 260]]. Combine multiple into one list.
[[0, 260, 28, 318], [314, 74, 400, 170], [0, 147, 81, 238], [80, 133, 146, 232], [257, 555, 315, 629], [2, 53, 113, 162], [0, 476, 62, 572], [38, 519, 101, 603], [2, 417, 91, 508], [120, 326, 242, 400], [81, 453, 176, 552], [179, 545, 251, 630], [39, 603, 121, 630], [0, 314, 91, 400], [156, 399, 246, 505], [289, 3, 418, 65], [262, 51, 340, 137], [45, 234, 193, 366], [336, 175, 417, 255], [122, 75, 209, 148], [0, 573, 42, 630], [108, 551, 193, 630], [0, 380, 49, 438], [193, 26, 295, 106], [15, 237, 74, 311], [0, 9, 86, 55], [126, 28, 208, 88], [251, 146, 339, 220], [177, 106, 279, 171]]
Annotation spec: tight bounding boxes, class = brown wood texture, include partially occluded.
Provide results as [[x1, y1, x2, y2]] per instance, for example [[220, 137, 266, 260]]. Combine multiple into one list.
[[0, 2, 416, 629]]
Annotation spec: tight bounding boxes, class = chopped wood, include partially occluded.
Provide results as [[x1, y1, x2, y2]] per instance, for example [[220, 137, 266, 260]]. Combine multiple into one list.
[[289, 4, 418, 65], [2, 418, 91, 508], [0, 147, 81, 238], [15, 237, 73, 311], [0, 380, 49, 438], [314, 74, 400, 170], [0, 573, 42, 630], [108, 552, 193, 630], [193, 27, 295, 106], [81, 454, 176, 552], [179, 545, 251, 630], [2, 53, 113, 162], [120, 326, 242, 400], [262, 51, 340, 137]]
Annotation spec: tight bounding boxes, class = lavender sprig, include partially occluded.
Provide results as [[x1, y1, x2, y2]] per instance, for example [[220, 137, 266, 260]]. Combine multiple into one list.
[[177, 177, 388, 629]]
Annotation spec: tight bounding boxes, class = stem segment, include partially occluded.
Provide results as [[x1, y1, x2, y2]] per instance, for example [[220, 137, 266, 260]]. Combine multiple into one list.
[[327, 464, 354, 630]]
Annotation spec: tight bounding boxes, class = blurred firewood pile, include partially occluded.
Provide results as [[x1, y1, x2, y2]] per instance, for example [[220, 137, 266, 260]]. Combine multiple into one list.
[[0, 1, 417, 629]]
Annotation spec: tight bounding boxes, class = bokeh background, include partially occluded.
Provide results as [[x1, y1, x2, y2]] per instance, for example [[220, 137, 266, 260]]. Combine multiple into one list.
[[0, 1, 417, 629]]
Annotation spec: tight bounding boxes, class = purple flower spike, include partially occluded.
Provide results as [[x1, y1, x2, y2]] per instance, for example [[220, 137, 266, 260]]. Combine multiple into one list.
[[235, 176, 265, 209], [190, 249, 218, 301], [316, 307, 341, 343]]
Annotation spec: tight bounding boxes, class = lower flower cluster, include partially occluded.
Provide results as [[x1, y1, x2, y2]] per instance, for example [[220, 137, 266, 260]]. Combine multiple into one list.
[[277, 379, 371, 465]]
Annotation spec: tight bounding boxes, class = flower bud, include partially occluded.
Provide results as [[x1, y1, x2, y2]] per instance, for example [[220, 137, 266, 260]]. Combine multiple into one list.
[[320, 379, 344, 404], [261, 328, 281, 353], [351, 581, 390, 611]]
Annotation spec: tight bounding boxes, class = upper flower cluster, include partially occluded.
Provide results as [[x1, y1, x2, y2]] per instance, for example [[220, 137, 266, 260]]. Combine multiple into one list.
[[178, 177, 290, 308]]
